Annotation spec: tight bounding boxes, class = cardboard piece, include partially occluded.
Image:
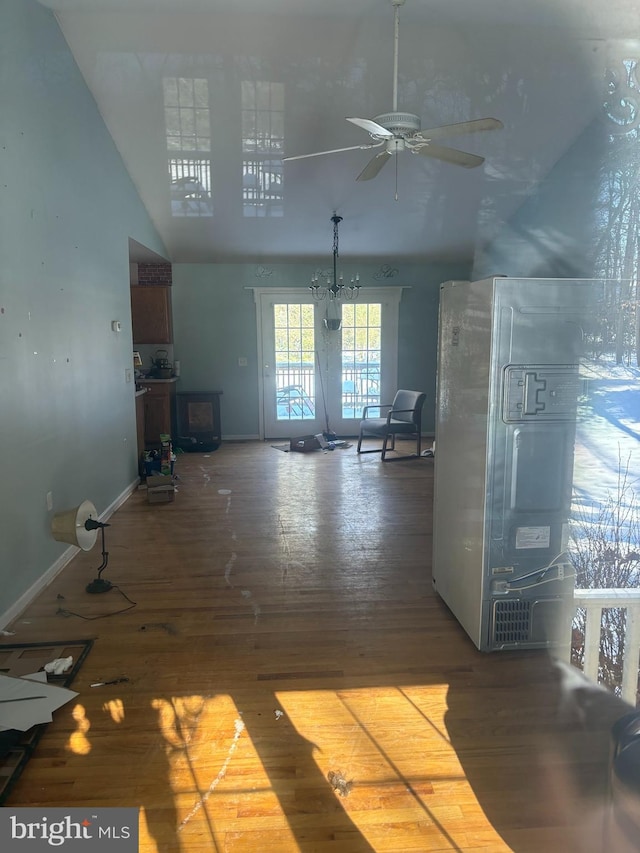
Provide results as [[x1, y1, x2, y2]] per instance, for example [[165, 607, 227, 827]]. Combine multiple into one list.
[[0, 673, 78, 732], [147, 475, 176, 503]]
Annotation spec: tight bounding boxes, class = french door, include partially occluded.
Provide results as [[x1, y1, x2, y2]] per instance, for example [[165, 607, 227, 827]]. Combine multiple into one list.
[[255, 288, 402, 439]]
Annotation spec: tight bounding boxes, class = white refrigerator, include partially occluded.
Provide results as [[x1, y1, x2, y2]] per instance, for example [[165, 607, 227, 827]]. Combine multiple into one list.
[[432, 277, 600, 651]]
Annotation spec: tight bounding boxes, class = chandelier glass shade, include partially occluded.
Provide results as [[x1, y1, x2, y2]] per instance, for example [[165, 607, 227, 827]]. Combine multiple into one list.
[[309, 213, 360, 301]]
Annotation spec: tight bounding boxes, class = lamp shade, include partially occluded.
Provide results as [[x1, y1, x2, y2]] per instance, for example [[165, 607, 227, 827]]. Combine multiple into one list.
[[51, 500, 99, 551]]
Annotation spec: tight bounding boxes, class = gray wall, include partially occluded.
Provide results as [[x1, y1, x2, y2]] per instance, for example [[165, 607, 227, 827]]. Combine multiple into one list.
[[0, 1, 166, 619], [171, 260, 469, 437]]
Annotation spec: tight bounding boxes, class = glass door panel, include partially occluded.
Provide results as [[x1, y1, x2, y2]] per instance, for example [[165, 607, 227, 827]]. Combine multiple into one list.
[[340, 303, 382, 420], [261, 295, 323, 439], [259, 288, 401, 439], [274, 303, 317, 422], [324, 292, 399, 436]]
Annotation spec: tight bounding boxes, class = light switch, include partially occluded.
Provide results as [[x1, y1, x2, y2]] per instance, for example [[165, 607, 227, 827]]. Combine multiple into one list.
[[238, 357, 248, 367]]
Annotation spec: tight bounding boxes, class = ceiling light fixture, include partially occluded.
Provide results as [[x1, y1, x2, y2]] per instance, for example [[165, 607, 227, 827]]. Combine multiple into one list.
[[309, 213, 360, 302]]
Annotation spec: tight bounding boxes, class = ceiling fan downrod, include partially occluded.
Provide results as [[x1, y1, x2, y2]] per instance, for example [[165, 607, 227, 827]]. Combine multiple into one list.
[[391, 0, 406, 114]]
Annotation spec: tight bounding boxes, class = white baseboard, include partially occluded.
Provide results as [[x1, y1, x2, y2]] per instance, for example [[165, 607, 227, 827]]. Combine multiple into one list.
[[221, 435, 261, 441], [0, 478, 140, 631]]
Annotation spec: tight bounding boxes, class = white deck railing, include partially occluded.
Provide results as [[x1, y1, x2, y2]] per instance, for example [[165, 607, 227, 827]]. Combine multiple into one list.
[[571, 588, 640, 706]]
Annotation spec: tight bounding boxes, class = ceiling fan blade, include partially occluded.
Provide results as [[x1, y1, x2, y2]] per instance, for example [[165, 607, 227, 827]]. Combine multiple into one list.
[[415, 143, 485, 169], [346, 117, 394, 138], [416, 117, 503, 141], [356, 151, 392, 182], [283, 142, 383, 162]]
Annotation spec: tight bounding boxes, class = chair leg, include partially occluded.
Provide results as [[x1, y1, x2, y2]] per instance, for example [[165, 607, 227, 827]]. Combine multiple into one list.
[[382, 430, 424, 461], [381, 434, 389, 460], [357, 432, 384, 454]]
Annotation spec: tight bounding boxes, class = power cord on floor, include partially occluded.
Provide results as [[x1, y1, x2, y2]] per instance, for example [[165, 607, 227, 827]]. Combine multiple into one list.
[[56, 585, 137, 620]]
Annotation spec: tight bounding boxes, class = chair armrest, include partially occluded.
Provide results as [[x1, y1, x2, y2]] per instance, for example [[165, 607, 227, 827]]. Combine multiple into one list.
[[386, 407, 415, 422], [362, 403, 392, 419]]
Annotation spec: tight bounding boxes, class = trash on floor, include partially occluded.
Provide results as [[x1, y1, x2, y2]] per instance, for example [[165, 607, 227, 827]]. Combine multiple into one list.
[[273, 435, 353, 453], [289, 435, 322, 452], [327, 770, 353, 797], [43, 656, 73, 676]]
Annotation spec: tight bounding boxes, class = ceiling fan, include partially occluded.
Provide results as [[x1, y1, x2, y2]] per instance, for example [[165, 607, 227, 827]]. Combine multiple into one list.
[[283, 0, 503, 184]]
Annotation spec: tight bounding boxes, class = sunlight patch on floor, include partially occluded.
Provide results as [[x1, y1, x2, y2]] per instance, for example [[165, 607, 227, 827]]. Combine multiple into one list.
[[140, 693, 298, 853], [273, 685, 507, 851], [66, 703, 91, 756]]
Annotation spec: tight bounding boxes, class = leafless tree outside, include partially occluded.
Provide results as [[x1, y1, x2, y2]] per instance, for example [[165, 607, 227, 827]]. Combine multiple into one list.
[[570, 452, 640, 698]]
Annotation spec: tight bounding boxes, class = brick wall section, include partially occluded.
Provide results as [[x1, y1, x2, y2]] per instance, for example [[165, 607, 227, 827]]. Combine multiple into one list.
[[138, 263, 173, 285]]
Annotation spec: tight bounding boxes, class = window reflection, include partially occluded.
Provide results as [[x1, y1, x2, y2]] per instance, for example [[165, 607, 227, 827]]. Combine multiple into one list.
[[570, 277, 640, 699], [596, 47, 640, 284], [163, 77, 213, 217], [242, 80, 284, 217]]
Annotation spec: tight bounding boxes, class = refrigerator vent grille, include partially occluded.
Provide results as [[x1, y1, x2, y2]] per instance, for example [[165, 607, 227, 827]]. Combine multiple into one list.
[[494, 599, 530, 644]]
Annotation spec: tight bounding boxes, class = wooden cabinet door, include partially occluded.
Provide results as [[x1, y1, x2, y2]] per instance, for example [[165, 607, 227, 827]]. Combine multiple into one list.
[[135, 394, 146, 466], [143, 385, 174, 446], [131, 286, 173, 344]]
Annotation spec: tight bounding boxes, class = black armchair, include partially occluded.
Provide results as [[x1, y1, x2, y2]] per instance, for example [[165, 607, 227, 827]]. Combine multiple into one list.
[[356, 389, 427, 460]]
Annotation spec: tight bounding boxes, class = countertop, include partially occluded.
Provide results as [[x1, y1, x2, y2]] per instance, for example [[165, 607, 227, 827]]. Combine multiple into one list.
[[135, 376, 179, 397]]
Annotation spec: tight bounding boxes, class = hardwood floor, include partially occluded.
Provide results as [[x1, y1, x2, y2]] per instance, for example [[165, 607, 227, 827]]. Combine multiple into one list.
[[3, 441, 629, 851]]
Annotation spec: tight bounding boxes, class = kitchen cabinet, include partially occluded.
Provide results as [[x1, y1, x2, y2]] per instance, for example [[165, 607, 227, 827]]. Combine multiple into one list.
[[143, 381, 177, 447], [131, 285, 173, 344]]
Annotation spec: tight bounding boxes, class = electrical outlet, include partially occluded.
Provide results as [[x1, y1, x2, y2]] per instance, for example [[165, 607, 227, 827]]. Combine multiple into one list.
[[492, 580, 509, 594], [125, 368, 132, 383], [238, 357, 248, 367], [46, 491, 53, 511]]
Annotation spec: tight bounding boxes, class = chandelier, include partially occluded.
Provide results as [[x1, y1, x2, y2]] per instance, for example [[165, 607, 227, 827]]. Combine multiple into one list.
[[309, 213, 361, 301]]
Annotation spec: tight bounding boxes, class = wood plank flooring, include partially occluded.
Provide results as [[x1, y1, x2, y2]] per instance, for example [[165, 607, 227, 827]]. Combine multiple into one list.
[[3, 440, 630, 852]]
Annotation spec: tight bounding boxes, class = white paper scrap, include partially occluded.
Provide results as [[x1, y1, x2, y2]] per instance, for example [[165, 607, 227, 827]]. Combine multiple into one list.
[[0, 673, 78, 732], [43, 656, 73, 675]]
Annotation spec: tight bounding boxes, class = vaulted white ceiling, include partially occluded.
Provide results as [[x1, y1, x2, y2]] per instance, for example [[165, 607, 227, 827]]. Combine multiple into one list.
[[40, 0, 638, 263]]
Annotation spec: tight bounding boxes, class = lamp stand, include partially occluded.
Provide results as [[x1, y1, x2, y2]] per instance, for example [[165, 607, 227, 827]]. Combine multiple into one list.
[[85, 522, 112, 594]]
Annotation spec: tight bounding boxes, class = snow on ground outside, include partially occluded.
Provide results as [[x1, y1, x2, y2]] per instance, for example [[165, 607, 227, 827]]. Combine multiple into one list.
[[574, 359, 640, 511]]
